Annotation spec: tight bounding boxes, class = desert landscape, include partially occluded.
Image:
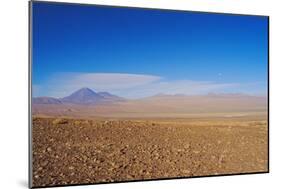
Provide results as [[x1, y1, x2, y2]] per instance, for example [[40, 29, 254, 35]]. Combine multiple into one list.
[[32, 88, 268, 187], [31, 3, 269, 187]]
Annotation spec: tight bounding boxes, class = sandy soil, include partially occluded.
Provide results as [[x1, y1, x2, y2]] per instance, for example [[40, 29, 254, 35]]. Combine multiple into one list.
[[32, 117, 268, 187]]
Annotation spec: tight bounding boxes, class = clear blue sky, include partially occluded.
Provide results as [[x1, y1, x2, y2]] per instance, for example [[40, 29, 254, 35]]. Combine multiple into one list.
[[32, 2, 268, 98]]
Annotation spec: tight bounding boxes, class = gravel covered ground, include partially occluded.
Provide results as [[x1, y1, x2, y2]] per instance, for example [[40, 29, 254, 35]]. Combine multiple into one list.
[[32, 117, 268, 187]]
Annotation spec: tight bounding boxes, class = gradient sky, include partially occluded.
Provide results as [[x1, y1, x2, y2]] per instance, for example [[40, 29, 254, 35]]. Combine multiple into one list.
[[32, 2, 268, 98]]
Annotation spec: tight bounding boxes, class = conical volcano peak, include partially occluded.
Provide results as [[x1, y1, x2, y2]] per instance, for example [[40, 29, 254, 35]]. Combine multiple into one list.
[[73, 87, 97, 96], [61, 87, 101, 104]]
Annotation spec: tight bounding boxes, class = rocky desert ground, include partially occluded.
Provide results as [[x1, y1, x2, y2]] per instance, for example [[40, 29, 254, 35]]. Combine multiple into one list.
[[32, 116, 268, 187]]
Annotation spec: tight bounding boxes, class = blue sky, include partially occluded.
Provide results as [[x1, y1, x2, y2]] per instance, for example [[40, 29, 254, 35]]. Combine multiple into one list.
[[32, 2, 268, 98]]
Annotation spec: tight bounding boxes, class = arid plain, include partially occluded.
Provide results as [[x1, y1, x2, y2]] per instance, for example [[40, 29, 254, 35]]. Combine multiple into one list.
[[32, 88, 268, 187]]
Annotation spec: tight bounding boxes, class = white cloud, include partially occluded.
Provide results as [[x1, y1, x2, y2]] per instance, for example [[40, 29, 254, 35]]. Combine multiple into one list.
[[38, 72, 162, 97], [66, 73, 162, 89], [34, 72, 248, 98]]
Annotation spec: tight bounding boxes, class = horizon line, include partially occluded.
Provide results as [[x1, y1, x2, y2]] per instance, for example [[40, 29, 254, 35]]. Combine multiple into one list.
[[32, 86, 268, 100]]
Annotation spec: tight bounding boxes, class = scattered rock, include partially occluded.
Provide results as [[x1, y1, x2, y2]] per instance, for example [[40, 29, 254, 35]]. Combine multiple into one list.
[[68, 166, 74, 170], [182, 169, 191, 174], [32, 117, 268, 186], [193, 150, 200, 154]]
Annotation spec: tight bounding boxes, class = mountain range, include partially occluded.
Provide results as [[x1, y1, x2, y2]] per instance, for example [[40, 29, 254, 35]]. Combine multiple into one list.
[[32, 87, 125, 105], [32, 87, 267, 118]]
